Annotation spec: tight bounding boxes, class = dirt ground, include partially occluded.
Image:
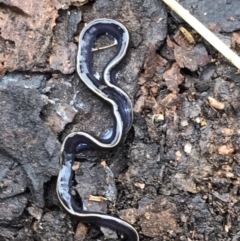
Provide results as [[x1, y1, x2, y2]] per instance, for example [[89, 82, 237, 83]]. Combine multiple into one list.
[[1, 0, 240, 240]]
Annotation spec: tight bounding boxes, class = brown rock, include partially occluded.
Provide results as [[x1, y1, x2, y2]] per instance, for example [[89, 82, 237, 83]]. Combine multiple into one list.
[[49, 8, 81, 74], [45, 103, 77, 135], [174, 44, 210, 71], [139, 197, 180, 237], [52, 0, 89, 9], [119, 208, 138, 225], [153, 93, 179, 114], [166, 35, 175, 49], [221, 128, 234, 137], [0, 0, 82, 74], [232, 32, 240, 46], [49, 43, 77, 74], [74, 223, 88, 241], [143, 44, 168, 80], [134, 86, 148, 113], [163, 63, 184, 93], [218, 145, 235, 155], [0, 0, 58, 72]]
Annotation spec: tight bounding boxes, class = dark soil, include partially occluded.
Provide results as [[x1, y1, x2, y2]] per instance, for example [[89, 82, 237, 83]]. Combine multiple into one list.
[[1, 0, 240, 240]]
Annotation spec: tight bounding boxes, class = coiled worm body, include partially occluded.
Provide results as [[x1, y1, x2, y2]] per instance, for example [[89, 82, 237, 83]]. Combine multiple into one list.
[[56, 19, 139, 241]]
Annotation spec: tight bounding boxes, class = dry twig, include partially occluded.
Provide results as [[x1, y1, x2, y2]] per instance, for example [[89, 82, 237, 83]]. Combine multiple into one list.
[[161, 0, 240, 70]]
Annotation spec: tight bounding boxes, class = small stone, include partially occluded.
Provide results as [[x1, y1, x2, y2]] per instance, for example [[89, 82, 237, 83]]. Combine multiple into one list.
[[175, 151, 182, 161], [221, 128, 234, 137], [151, 86, 159, 97], [74, 223, 88, 241], [72, 162, 81, 172], [213, 191, 230, 202], [119, 208, 138, 224], [225, 224, 230, 233], [134, 182, 145, 189], [138, 197, 179, 237], [195, 117, 201, 123], [173, 173, 197, 193], [180, 214, 188, 223], [184, 143, 192, 154], [225, 172, 234, 178], [100, 227, 118, 240], [153, 114, 164, 122], [200, 119, 207, 126], [218, 145, 234, 155], [27, 206, 43, 220], [144, 212, 151, 220], [181, 120, 189, 126]]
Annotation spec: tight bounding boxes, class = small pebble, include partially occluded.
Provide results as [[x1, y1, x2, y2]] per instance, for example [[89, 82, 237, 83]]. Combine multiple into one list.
[[184, 143, 192, 154]]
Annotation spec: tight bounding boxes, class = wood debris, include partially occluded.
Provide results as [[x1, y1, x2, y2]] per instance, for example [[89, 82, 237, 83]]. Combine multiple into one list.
[[208, 97, 225, 110], [89, 195, 108, 202]]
